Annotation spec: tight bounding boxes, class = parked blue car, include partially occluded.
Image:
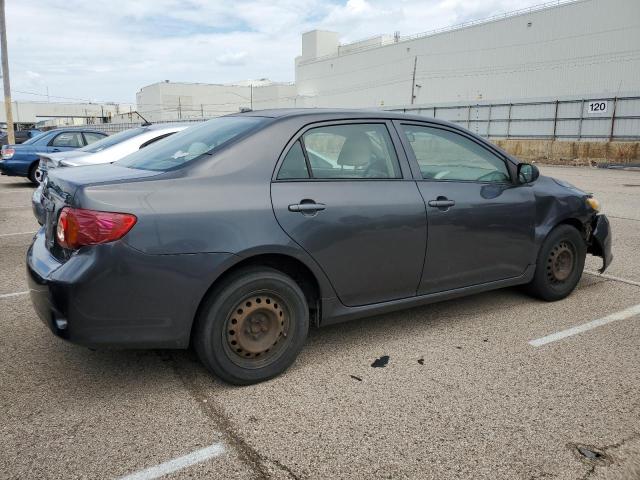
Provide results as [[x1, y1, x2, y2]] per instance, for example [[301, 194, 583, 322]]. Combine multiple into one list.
[[0, 128, 107, 184]]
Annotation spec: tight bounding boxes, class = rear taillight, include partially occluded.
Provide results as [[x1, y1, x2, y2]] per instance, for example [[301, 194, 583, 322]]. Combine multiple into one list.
[[2, 148, 15, 159], [56, 207, 137, 250]]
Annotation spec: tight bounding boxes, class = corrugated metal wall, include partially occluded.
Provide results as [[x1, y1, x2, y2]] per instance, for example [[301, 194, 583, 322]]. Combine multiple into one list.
[[389, 96, 640, 140]]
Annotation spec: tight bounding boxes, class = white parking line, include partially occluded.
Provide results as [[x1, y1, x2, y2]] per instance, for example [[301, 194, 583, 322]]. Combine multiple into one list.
[[117, 443, 225, 480], [0, 231, 36, 238], [0, 205, 30, 209], [529, 303, 640, 347], [0, 291, 29, 300]]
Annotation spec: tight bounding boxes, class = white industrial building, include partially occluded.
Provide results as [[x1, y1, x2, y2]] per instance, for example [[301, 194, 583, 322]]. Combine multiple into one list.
[[294, 0, 640, 108], [0, 101, 132, 129], [136, 80, 296, 122], [136, 0, 639, 117]]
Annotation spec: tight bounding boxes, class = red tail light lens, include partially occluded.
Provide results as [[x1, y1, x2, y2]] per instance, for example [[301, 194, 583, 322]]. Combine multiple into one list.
[[56, 207, 137, 250], [2, 147, 15, 159]]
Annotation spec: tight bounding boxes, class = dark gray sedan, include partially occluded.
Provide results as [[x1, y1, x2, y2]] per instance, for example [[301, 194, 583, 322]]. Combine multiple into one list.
[[27, 109, 612, 384]]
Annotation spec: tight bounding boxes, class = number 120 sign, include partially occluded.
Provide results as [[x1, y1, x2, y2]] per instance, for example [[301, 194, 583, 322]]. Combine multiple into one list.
[[588, 100, 608, 114]]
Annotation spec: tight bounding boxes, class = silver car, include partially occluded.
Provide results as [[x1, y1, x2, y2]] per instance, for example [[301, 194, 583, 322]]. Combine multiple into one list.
[[32, 123, 190, 224]]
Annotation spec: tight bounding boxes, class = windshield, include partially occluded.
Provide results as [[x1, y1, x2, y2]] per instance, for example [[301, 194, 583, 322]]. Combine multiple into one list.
[[118, 116, 267, 171], [80, 127, 145, 153], [22, 131, 51, 145]]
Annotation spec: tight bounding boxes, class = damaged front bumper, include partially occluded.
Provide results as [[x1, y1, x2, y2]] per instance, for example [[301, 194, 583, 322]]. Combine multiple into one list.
[[588, 214, 613, 273]]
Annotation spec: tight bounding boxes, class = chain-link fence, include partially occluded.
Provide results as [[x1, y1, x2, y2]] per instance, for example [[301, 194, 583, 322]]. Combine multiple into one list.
[[387, 96, 640, 141]]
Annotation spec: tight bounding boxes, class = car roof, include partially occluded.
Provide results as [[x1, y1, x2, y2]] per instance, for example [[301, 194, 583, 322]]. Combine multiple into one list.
[[230, 107, 458, 127]]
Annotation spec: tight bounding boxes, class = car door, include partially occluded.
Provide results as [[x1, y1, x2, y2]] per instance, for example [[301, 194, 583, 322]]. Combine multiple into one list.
[[395, 121, 536, 295], [271, 121, 427, 307], [47, 131, 84, 153]]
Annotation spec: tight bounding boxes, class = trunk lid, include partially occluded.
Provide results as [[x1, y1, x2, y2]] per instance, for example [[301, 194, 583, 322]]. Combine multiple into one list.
[[42, 164, 162, 257]]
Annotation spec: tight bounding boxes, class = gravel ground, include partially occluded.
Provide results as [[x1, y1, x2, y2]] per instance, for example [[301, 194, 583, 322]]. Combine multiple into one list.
[[0, 165, 638, 479]]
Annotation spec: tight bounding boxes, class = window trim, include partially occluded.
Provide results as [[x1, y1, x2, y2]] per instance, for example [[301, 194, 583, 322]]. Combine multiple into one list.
[[393, 120, 517, 184], [272, 119, 412, 183]]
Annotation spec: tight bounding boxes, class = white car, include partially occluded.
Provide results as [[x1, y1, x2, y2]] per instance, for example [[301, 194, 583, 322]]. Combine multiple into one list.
[[32, 123, 190, 224], [35, 123, 190, 182]]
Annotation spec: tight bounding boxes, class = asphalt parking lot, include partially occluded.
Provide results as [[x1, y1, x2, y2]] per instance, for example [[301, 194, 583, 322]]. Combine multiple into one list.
[[1, 166, 638, 480]]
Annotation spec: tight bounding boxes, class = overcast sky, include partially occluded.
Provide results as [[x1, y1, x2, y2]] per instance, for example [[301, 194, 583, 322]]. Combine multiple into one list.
[[7, 0, 547, 104]]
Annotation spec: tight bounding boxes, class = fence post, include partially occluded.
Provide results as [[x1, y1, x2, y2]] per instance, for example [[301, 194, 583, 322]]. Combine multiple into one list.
[[577, 99, 584, 140], [487, 104, 492, 138], [552, 100, 559, 141], [466, 105, 471, 129], [609, 97, 618, 141], [506, 103, 512, 138], [433, 106, 437, 119]]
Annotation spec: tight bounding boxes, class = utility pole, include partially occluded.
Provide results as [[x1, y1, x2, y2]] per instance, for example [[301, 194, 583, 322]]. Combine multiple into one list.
[[178, 97, 182, 119], [0, 0, 15, 144], [410, 56, 418, 105], [250, 84, 253, 110]]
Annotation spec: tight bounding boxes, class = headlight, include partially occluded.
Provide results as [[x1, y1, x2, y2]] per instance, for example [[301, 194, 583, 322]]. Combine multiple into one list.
[[586, 197, 601, 212]]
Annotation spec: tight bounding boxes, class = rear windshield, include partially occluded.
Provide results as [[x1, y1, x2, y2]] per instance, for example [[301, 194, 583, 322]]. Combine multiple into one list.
[[118, 116, 267, 171], [80, 127, 145, 153]]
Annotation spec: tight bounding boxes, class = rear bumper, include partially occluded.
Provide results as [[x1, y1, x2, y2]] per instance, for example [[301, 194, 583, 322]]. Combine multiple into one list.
[[0, 158, 29, 176], [589, 214, 613, 273], [27, 230, 235, 348]]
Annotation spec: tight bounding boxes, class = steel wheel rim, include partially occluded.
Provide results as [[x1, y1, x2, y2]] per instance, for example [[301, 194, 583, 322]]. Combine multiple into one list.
[[546, 240, 576, 284], [223, 291, 291, 368]]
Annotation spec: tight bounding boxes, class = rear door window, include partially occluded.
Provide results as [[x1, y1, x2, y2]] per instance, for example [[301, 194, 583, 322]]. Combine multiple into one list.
[[299, 123, 401, 179], [50, 132, 84, 148]]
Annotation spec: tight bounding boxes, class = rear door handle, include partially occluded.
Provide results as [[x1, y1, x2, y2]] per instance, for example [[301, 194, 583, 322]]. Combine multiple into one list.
[[288, 202, 326, 213], [428, 199, 455, 208]]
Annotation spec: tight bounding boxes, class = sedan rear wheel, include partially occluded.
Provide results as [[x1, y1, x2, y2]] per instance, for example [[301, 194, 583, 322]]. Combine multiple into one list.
[[526, 225, 586, 301], [28, 163, 39, 185], [194, 267, 309, 385]]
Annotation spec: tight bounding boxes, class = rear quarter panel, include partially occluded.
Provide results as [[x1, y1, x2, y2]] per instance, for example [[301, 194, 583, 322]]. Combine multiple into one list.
[[72, 118, 339, 299]]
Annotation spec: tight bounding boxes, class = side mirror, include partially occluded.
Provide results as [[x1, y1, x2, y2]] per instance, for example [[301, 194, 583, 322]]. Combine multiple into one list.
[[518, 163, 539, 184]]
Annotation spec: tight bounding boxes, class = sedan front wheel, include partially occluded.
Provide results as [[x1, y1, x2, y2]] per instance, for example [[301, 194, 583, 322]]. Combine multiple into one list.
[[526, 225, 586, 301]]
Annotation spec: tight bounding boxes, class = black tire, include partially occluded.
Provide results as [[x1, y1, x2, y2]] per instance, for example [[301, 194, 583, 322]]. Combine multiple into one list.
[[27, 163, 39, 185], [194, 267, 309, 385], [525, 225, 586, 301]]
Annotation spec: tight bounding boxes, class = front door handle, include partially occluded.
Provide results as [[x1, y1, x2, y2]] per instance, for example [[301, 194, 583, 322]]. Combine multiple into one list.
[[428, 197, 455, 208], [288, 202, 326, 213]]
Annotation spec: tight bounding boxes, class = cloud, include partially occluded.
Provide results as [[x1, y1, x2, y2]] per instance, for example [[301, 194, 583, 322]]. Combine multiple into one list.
[[5, 0, 546, 103], [216, 51, 249, 66]]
